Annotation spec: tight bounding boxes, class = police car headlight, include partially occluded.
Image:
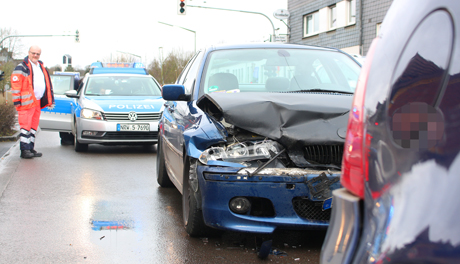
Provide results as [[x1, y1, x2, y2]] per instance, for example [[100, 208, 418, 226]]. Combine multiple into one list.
[[81, 109, 103, 120]]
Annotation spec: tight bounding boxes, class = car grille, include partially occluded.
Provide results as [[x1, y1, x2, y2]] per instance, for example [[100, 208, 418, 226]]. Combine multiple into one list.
[[304, 145, 343, 166], [102, 132, 158, 140], [104, 112, 161, 122], [292, 197, 331, 221]]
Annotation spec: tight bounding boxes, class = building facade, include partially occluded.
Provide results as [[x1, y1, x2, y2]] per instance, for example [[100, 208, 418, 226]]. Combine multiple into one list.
[[288, 0, 393, 56]]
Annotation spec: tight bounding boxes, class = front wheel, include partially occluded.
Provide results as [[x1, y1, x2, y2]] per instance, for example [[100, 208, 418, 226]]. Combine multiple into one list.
[[73, 122, 88, 152], [74, 136, 88, 152], [183, 158, 213, 237]]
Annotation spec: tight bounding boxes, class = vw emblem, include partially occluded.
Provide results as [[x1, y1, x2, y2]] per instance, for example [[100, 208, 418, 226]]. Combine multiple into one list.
[[128, 111, 138, 122]]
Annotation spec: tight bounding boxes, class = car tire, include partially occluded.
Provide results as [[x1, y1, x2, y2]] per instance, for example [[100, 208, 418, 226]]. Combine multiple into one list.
[[156, 136, 173, 187], [60, 132, 74, 145], [183, 158, 213, 237], [73, 122, 88, 152]]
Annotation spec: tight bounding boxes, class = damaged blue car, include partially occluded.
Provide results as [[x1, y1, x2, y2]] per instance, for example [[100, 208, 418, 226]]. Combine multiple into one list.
[[157, 43, 361, 236]]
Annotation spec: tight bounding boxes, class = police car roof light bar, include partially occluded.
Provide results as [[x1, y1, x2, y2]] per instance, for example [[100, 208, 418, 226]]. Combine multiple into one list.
[[89, 62, 147, 75]]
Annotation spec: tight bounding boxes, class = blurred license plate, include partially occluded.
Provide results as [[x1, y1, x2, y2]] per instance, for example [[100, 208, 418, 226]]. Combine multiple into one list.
[[117, 123, 149, 131], [322, 197, 333, 211]]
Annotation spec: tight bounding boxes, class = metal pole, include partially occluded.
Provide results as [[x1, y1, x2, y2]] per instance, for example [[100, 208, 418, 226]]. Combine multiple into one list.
[[0, 33, 79, 47], [158, 21, 196, 52], [188, 5, 276, 42]]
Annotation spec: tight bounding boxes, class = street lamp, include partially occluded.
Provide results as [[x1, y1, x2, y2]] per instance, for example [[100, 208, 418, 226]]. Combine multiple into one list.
[[0, 31, 81, 47], [158, 21, 196, 53], [187, 5, 276, 42]]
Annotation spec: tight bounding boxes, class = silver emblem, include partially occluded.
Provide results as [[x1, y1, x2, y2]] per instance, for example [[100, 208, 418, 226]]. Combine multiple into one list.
[[128, 112, 138, 122]]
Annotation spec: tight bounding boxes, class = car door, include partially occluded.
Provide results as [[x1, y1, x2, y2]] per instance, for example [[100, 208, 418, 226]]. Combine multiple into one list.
[[40, 74, 75, 132], [162, 51, 204, 190]]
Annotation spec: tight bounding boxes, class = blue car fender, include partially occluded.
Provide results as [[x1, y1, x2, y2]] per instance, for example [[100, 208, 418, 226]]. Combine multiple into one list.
[[183, 114, 227, 159]]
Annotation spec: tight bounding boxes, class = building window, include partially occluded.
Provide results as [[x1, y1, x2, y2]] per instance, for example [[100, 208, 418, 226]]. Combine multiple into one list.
[[329, 5, 337, 29], [376, 22, 382, 36], [347, 0, 356, 24], [304, 11, 319, 36]]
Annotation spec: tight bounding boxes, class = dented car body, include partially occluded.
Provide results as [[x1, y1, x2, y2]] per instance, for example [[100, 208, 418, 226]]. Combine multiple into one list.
[[157, 43, 361, 236]]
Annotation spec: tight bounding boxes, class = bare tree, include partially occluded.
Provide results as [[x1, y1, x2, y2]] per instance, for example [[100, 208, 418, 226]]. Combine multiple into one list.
[[48, 65, 62, 73], [148, 49, 193, 85], [101, 53, 139, 63], [0, 27, 23, 59], [0, 61, 15, 97]]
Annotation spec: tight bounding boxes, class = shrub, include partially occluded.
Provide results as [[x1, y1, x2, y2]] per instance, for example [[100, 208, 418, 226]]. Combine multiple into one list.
[[0, 103, 16, 136]]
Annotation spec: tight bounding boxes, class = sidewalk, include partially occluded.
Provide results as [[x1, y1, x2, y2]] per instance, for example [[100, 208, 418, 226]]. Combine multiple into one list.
[[0, 130, 20, 198]]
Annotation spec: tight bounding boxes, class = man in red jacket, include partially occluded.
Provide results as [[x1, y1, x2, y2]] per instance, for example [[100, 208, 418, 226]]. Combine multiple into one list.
[[11, 45, 54, 159]]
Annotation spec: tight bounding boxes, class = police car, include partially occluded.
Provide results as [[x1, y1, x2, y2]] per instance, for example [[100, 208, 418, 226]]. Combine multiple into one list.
[[41, 62, 164, 152], [40, 71, 81, 145]]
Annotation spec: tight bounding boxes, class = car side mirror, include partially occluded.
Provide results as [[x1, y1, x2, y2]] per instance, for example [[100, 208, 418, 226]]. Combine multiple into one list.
[[162, 84, 191, 101], [65, 90, 80, 98]]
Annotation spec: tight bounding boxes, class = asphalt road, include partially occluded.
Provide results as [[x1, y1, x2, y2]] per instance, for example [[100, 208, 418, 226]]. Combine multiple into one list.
[[0, 131, 326, 263]]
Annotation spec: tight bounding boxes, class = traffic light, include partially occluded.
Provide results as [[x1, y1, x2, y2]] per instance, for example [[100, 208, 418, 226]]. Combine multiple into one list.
[[178, 0, 187, 15], [75, 30, 80, 42], [0, 71, 4, 82]]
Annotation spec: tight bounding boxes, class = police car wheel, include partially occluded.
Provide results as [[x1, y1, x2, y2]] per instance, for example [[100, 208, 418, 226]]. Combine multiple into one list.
[[73, 121, 88, 152], [60, 132, 74, 145], [74, 136, 88, 152]]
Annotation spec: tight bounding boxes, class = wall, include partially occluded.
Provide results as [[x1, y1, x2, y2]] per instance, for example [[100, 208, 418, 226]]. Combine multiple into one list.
[[361, 0, 393, 54], [288, 0, 393, 56]]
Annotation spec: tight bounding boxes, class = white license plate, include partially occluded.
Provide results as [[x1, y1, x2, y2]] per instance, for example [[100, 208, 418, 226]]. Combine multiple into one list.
[[117, 123, 150, 131]]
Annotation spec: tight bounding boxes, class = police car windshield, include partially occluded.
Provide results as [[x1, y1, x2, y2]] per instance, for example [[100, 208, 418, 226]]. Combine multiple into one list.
[[50, 75, 73, 95], [85, 76, 161, 96]]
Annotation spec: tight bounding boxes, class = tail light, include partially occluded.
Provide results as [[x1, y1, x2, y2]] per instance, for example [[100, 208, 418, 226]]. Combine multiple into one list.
[[341, 38, 379, 199]]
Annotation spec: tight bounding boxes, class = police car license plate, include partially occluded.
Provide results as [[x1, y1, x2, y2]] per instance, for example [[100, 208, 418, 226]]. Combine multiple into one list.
[[117, 123, 150, 131]]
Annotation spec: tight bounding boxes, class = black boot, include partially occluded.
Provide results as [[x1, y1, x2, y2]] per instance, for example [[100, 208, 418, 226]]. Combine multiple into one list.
[[21, 150, 35, 159], [30, 149, 43, 157]]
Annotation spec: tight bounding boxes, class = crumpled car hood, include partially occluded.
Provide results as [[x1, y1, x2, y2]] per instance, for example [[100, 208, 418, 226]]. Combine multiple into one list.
[[197, 92, 352, 149]]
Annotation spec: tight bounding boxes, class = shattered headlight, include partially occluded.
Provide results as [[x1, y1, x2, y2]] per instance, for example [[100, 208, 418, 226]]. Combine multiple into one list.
[[199, 140, 280, 165]]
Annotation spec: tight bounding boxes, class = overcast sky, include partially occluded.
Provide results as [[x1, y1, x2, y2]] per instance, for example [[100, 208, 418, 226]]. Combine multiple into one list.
[[0, 0, 288, 69]]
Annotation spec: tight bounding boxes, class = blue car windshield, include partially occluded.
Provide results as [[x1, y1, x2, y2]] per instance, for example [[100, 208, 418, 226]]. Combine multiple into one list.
[[200, 48, 361, 95], [85, 76, 162, 96]]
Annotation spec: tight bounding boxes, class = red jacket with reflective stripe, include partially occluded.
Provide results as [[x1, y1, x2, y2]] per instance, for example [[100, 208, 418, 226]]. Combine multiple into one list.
[[11, 56, 54, 111]]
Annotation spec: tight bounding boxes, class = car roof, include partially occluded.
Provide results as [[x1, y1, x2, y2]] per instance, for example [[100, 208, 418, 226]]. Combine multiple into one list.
[[204, 42, 340, 52], [87, 73, 153, 77]]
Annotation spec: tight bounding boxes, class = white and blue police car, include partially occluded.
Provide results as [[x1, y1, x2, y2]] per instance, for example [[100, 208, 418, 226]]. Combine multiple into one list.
[[41, 62, 164, 152]]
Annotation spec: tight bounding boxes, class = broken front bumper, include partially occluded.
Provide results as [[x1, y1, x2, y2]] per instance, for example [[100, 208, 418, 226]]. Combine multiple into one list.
[[196, 165, 342, 234]]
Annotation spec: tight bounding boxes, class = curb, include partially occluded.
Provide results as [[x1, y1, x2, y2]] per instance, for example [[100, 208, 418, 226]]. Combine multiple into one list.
[[0, 131, 20, 142]]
